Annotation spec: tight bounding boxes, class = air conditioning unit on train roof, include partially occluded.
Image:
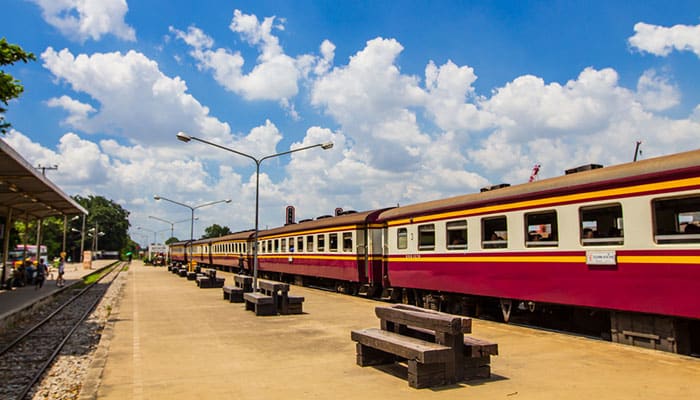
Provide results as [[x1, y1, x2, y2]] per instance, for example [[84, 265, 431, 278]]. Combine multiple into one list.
[[316, 215, 333, 220], [480, 183, 511, 192], [298, 218, 313, 223], [565, 163, 603, 175]]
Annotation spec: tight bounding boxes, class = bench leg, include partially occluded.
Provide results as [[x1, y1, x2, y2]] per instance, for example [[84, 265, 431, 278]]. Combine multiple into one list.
[[464, 356, 491, 379], [229, 292, 244, 303], [255, 303, 277, 316], [407, 360, 447, 389], [245, 300, 255, 312], [355, 344, 395, 366]]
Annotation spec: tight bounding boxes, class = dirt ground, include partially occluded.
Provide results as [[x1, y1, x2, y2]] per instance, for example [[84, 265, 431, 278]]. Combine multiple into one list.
[[89, 262, 700, 400]]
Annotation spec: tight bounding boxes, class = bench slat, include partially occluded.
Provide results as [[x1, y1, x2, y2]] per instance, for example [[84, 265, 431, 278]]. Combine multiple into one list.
[[244, 292, 274, 304], [376, 307, 464, 335], [391, 304, 472, 333], [351, 328, 451, 364]]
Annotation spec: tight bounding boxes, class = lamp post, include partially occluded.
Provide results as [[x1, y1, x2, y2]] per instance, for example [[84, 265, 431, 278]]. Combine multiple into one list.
[[153, 195, 231, 267], [148, 215, 197, 241], [176, 131, 333, 290], [137, 227, 158, 245]]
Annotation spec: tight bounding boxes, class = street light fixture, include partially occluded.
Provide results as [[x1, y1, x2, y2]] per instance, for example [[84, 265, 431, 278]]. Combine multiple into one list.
[[176, 131, 333, 290], [153, 195, 231, 267], [148, 215, 197, 241]]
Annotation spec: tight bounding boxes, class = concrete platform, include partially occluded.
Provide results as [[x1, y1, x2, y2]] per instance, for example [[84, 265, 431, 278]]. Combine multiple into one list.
[[0, 259, 116, 326], [92, 262, 700, 399]]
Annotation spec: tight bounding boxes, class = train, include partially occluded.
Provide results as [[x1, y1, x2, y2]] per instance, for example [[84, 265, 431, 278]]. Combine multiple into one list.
[[169, 148, 700, 355]]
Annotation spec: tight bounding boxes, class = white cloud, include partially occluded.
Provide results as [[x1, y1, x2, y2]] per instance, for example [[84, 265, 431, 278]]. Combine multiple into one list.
[[18, 16, 700, 241], [46, 95, 96, 127], [41, 47, 231, 146], [170, 11, 301, 102], [636, 70, 680, 111], [31, 0, 136, 42], [629, 22, 700, 57]]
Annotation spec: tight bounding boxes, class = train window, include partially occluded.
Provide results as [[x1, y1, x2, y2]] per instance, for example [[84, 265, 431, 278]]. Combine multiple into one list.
[[329, 233, 338, 252], [525, 211, 558, 247], [307, 235, 314, 252], [446, 220, 468, 250], [397, 228, 408, 249], [343, 232, 353, 252], [281, 238, 287, 252], [482, 217, 507, 249], [418, 224, 435, 251], [653, 195, 700, 244], [317, 234, 325, 251], [297, 237, 304, 252], [273, 239, 279, 253], [580, 204, 624, 245]]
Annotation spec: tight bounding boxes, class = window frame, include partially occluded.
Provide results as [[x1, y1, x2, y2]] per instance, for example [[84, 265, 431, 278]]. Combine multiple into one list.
[[482, 216, 508, 249], [418, 224, 436, 251], [525, 210, 559, 248], [579, 203, 624, 246], [446, 220, 468, 251]]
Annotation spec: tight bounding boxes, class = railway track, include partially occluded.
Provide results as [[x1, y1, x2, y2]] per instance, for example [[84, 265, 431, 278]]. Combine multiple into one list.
[[0, 261, 125, 400]]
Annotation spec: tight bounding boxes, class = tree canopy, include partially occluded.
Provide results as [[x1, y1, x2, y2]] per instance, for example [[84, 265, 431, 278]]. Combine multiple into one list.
[[201, 224, 231, 239], [66, 195, 131, 258], [1, 38, 35, 134]]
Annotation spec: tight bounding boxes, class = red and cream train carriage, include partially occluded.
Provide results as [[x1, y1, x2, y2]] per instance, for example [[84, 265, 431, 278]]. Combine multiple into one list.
[[208, 230, 254, 272], [255, 209, 388, 294], [377, 149, 700, 353]]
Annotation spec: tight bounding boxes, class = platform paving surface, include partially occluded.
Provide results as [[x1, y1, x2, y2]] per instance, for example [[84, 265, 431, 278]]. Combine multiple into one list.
[[94, 263, 700, 400]]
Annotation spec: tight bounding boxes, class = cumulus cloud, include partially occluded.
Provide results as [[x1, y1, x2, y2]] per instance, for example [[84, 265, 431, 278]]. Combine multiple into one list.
[[636, 70, 680, 111], [31, 0, 136, 42], [46, 95, 96, 127], [16, 13, 700, 237], [171, 10, 303, 103], [629, 22, 700, 57], [41, 47, 232, 146]]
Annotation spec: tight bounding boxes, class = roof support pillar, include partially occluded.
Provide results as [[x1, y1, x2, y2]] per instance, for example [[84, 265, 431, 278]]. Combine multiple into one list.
[[1, 207, 13, 288]]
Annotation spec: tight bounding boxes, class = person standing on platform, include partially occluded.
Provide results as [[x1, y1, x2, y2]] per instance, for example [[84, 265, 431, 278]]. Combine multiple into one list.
[[35, 258, 47, 289], [56, 257, 65, 287]]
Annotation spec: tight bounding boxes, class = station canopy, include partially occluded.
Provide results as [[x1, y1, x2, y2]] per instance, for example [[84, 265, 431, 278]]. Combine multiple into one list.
[[0, 138, 87, 220]]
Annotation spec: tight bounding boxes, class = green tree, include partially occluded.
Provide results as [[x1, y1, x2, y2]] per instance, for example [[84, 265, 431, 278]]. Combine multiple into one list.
[[66, 195, 131, 259], [1, 38, 36, 134], [201, 224, 231, 239], [165, 236, 179, 245]]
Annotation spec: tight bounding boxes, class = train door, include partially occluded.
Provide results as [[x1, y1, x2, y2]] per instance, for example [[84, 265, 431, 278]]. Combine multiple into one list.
[[365, 226, 385, 293]]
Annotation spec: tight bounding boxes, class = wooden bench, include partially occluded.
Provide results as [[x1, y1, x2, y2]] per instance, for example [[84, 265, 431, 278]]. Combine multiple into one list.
[[256, 280, 305, 315], [222, 274, 253, 302], [197, 269, 225, 288], [351, 305, 493, 388], [285, 295, 305, 314], [243, 292, 276, 316], [391, 305, 498, 380]]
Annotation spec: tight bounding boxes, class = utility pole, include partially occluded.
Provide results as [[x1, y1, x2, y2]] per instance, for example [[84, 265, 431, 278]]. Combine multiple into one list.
[[633, 141, 642, 162], [36, 164, 58, 176]]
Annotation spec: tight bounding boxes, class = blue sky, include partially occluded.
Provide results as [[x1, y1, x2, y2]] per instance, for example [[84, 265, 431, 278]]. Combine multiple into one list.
[[2, 1, 700, 245]]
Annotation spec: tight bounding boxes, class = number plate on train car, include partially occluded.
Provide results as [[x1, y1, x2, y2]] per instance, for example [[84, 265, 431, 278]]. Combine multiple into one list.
[[586, 250, 617, 265]]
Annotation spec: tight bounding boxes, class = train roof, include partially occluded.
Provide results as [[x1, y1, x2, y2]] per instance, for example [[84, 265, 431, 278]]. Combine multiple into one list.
[[378, 148, 700, 222], [210, 230, 255, 242], [259, 208, 390, 238]]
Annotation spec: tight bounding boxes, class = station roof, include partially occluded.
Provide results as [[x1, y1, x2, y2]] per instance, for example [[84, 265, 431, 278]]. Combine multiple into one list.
[[0, 138, 88, 220]]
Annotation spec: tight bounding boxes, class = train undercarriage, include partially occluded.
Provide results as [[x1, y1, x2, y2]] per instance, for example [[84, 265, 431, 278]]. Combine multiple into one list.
[[255, 269, 699, 357]]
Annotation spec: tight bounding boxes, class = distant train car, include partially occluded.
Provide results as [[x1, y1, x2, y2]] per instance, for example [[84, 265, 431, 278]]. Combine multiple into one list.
[[209, 230, 254, 272], [377, 149, 700, 354], [191, 237, 213, 267], [255, 209, 388, 294], [169, 240, 189, 265]]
